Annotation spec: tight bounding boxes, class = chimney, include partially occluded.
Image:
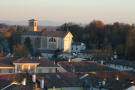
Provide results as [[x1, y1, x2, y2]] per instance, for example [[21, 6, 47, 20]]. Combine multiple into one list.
[[72, 67, 75, 72], [40, 77, 45, 89], [39, 56, 41, 59], [33, 83, 38, 90], [100, 60, 104, 64], [53, 86, 55, 90], [116, 75, 119, 80], [102, 78, 106, 86], [54, 61, 56, 64], [68, 57, 71, 62], [22, 78, 26, 85], [32, 73, 36, 83]]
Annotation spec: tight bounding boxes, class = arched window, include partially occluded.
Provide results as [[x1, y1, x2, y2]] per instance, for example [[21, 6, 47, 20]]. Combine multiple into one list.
[[49, 38, 56, 42]]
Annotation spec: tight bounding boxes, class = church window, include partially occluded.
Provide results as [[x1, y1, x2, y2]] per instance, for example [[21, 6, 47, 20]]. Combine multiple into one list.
[[49, 38, 56, 42]]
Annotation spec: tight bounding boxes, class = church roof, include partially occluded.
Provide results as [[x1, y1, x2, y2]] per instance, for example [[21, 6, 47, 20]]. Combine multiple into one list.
[[42, 30, 68, 37], [21, 30, 70, 38], [21, 31, 42, 35]]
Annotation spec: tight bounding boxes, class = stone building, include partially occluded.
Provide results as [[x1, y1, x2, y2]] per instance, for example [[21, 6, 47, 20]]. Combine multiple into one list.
[[21, 19, 73, 53], [28, 19, 38, 32]]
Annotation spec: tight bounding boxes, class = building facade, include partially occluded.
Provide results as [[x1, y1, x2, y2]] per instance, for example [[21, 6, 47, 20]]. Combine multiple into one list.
[[0, 57, 59, 74], [71, 42, 86, 53], [21, 19, 73, 53]]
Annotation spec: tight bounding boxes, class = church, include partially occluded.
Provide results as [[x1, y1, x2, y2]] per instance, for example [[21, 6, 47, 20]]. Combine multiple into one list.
[[21, 19, 73, 56]]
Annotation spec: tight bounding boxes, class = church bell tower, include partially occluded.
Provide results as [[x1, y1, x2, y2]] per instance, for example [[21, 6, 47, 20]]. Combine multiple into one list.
[[29, 19, 38, 32]]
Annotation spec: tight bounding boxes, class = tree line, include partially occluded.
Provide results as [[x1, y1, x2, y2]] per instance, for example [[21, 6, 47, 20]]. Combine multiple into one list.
[[0, 21, 135, 61], [57, 20, 135, 61]]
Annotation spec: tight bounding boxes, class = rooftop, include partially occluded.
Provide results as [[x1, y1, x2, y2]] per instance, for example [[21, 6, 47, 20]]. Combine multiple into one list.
[[1, 71, 135, 90], [0, 57, 58, 67], [58, 61, 115, 72], [42, 30, 68, 37], [103, 60, 135, 68], [21, 30, 69, 38], [0, 57, 19, 67]]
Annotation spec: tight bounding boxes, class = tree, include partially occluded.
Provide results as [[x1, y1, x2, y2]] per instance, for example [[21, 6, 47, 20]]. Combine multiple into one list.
[[103, 45, 113, 59], [13, 45, 28, 57], [24, 37, 34, 56], [90, 20, 105, 28], [41, 28, 48, 32], [53, 49, 61, 58], [125, 28, 135, 60]]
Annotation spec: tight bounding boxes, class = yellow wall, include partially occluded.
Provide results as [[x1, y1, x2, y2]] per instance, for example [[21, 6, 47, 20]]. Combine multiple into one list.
[[64, 32, 73, 52]]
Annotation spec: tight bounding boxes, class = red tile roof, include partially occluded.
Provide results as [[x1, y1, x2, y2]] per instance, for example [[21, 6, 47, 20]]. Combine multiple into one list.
[[13, 57, 58, 67], [0, 71, 135, 90], [0, 57, 19, 67], [0, 57, 58, 67], [58, 61, 115, 72], [42, 30, 68, 37]]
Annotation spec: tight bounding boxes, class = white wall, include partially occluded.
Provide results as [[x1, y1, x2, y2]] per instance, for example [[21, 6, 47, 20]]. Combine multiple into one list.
[[64, 32, 73, 52], [37, 67, 57, 73]]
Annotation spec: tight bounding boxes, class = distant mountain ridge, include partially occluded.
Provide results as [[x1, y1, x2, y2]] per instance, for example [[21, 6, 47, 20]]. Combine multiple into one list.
[[0, 20, 63, 26]]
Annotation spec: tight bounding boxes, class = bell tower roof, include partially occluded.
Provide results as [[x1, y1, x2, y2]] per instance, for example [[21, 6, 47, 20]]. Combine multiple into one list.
[[28, 19, 38, 32]]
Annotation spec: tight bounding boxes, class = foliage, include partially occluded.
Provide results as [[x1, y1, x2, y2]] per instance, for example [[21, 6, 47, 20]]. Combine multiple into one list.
[[125, 28, 135, 60], [13, 45, 28, 57], [57, 21, 134, 60], [53, 49, 62, 58], [24, 37, 34, 56]]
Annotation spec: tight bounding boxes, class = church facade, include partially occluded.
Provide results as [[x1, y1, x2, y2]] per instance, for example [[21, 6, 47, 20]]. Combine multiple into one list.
[[21, 19, 73, 53]]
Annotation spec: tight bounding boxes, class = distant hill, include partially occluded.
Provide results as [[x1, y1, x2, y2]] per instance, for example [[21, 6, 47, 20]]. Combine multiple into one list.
[[0, 20, 63, 26]]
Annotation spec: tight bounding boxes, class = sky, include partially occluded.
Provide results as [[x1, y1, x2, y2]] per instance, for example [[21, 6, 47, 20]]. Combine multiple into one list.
[[0, 0, 135, 24]]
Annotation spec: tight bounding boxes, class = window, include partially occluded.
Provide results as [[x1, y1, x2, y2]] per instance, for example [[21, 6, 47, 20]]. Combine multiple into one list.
[[49, 38, 56, 42], [9, 69, 13, 73], [38, 68, 42, 73], [49, 68, 53, 73]]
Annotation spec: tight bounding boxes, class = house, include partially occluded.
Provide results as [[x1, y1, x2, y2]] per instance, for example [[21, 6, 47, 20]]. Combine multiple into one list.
[[71, 42, 86, 54], [0, 57, 59, 74], [1, 71, 135, 90], [21, 19, 73, 53], [57, 61, 115, 72], [103, 60, 135, 72]]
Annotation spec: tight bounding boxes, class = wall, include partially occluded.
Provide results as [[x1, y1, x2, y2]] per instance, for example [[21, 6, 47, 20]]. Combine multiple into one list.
[[0, 68, 14, 74], [64, 32, 73, 52], [37, 67, 57, 73], [106, 64, 134, 71]]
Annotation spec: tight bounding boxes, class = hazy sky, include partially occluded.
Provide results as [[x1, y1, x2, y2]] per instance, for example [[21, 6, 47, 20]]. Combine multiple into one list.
[[0, 0, 135, 24]]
